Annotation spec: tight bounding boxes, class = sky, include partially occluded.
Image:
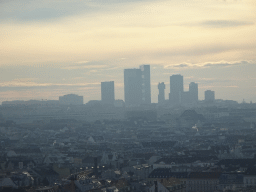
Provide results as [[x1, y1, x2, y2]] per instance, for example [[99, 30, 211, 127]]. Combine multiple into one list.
[[1, 0, 256, 103]]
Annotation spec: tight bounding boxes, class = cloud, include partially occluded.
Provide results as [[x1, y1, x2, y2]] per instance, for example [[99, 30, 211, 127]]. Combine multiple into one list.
[[64, 65, 109, 70], [0, 0, 98, 22], [0, 79, 100, 89], [199, 85, 239, 88], [196, 77, 233, 84], [0, 79, 51, 87], [0, 0, 156, 22], [164, 60, 254, 69], [200, 20, 254, 28], [63, 60, 124, 71], [173, 64, 189, 68], [74, 61, 89, 64]]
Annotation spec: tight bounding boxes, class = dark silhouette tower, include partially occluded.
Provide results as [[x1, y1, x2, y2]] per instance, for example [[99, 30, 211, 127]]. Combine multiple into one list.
[[189, 82, 198, 104], [101, 81, 115, 105], [169, 74, 183, 105], [158, 82, 165, 104], [124, 68, 142, 106], [140, 65, 151, 104]]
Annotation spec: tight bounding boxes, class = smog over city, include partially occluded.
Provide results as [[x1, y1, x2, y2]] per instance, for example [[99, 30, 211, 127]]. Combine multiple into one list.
[[0, 0, 256, 191]]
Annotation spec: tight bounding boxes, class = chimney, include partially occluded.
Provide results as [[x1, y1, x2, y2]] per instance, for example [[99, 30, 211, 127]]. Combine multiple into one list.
[[154, 181, 158, 192], [94, 157, 98, 178]]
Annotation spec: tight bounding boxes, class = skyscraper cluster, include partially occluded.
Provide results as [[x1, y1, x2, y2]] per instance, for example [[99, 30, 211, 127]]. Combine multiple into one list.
[[100, 65, 151, 107], [100, 64, 215, 106], [167, 74, 199, 106]]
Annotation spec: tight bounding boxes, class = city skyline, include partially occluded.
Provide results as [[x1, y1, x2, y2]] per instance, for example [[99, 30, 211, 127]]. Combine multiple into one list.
[[0, 65, 238, 105], [0, 64, 255, 104], [0, 0, 256, 103]]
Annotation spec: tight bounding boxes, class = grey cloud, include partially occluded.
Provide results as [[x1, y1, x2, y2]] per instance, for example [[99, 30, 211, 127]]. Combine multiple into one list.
[[0, 83, 101, 92], [196, 78, 232, 84], [0, 0, 155, 22], [203, 60, 253, 67], [66, 60, 122, 71], [148, 44, 238, 59], [73, 60, 108, 67], [200, 20, 254, 28], [0, 1, 96, 21], [164, 60, 254, 69], [203, 63, 232, 67], [173, 64, 189, 68]]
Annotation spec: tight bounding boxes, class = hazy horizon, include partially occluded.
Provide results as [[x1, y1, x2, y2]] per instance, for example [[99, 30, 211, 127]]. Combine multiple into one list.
[[1, 0, 256, 103]]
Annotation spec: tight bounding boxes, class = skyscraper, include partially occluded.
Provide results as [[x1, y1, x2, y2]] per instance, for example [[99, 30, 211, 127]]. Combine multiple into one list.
[[124, 68, 142, 106], [101, 81, 115, 105], [140, 65, 151, 104], [189, 82, 198, 103], [205, 90, 215, 102], [158, 82, 165, 104], [169, 74, 183, 105]]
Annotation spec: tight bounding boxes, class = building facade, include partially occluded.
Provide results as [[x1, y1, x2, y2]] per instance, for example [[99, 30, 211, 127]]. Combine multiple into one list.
[[101, 81, 115, 105], [124, 65, 151, 106], [140, 64, 151, 104], [205, 90, 215, 102], [189, 82, 198, 104], [158, 82, 165, 104], [124, 68, 142, 106], [169, 74, 184, 105]]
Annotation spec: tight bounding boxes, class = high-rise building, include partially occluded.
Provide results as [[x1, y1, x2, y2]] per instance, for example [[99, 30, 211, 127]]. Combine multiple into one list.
[[124, 65, 151, 106], [205, 90, 215, 102], [140, 65, 151, 104], [101, 81, 115, 105], [158, 82, 165, 104], [189, 82, 198, 103], [169, 74, 183, 105], [124, 68, 142, 106]]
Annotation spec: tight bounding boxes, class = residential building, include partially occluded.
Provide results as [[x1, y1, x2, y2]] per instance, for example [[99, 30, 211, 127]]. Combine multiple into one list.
[[187, 172, 221, 192]]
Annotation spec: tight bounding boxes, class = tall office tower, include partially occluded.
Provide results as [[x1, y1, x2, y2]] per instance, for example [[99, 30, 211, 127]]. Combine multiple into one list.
[[158, 82, 165, 104], [124, 68, 142, 106], [205, 90, 215, 102], [169, 74, 184, 104], [101, 81, 115, 105], [189, 82, 198, 103], [140, 65, 151, 104]]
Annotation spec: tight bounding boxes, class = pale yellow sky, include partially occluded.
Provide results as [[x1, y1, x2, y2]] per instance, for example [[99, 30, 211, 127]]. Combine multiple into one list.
[[0, 0, 256, 103]]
